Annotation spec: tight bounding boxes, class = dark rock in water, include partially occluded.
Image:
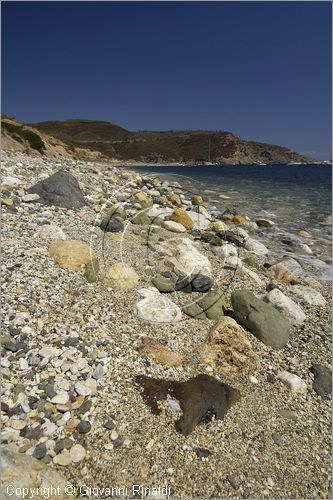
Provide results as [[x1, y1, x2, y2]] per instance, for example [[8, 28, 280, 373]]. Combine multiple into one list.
[[310, 364, 332, 399], [256, 219, 274, 228], [99, 216, 124, 233], [28, 171, 86, 209], [33, 443, 47, 460], [231, 289, 290, 349], [191, 274, 214, 292], [195, 447, 211, 459], [135, 373, 240, 436]]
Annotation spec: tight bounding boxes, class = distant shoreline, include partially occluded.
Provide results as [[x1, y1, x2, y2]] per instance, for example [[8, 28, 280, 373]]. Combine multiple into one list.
[[118, 161, 331, 169]]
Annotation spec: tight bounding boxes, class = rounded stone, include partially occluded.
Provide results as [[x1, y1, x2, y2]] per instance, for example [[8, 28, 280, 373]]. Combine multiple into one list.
[[77, 420, 91, 434], [191, 274, 214, 292], [69, 444, 86, 463], [32, 443, 47, 460]]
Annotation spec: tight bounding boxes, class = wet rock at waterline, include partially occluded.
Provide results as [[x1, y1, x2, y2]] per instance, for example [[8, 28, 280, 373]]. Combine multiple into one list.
[[136, 374, 240, 436]]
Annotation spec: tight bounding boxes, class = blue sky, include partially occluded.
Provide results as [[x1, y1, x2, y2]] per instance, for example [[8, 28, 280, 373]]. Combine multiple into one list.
[[2, 1, 332, 159]]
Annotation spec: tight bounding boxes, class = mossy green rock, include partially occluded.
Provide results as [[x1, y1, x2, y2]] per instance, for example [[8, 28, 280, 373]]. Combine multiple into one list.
[[151, 216, 164, 227], [197, 290, 225, 320], [84, 260, 99, 283], [151, 275, 175, 293], [132, 212, 151, 225], [231, 289, 290, 349], [182, 303, 206, 320], [201, 231, 222, 246], [105, 205, 127, 221]]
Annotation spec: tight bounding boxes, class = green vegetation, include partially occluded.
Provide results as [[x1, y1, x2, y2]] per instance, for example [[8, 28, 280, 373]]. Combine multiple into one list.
[[2, 121, 45, 153]]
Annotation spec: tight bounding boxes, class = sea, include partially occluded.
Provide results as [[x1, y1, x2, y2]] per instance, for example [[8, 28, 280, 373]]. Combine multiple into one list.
[[131, 164, 332, 280]]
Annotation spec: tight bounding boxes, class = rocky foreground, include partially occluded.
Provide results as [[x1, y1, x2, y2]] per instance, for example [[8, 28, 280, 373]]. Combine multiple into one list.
[[1, 150, 332, 499]]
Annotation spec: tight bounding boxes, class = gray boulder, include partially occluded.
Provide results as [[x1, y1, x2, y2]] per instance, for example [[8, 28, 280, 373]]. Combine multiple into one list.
[[310, 364, 332, 399], [28, 171, 86, 209], [231, 289, 290, 349]]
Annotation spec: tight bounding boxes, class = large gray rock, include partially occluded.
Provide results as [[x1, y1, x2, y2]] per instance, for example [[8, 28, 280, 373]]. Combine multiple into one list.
[[231, 289, 290, 349], [1, 447, 75, 499], [28, 171, 86, 209], [310, 364, 332, 399]]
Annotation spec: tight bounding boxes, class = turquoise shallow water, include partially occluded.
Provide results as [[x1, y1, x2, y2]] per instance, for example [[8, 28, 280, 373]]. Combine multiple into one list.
[[131, 164, 332, 278]]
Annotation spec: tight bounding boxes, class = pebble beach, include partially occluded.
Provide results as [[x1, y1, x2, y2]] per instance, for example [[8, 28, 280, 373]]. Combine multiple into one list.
[[1, 150, 332, 500]]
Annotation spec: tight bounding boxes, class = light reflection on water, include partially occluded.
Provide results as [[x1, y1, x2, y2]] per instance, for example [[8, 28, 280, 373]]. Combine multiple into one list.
[[131, 164, 332, 278]]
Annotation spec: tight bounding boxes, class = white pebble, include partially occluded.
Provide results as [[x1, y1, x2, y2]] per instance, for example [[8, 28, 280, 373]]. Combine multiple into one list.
[[277, 371, 307, 394], [69, 444, 86, 463]]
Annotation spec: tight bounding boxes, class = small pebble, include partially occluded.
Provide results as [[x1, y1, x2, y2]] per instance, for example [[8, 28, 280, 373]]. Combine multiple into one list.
[[77, 420, 91, 434]]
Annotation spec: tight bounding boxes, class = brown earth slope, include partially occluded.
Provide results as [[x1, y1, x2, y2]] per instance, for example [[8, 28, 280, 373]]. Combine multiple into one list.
[[1, 116, 107, 161], [32, 119, 314, 164]]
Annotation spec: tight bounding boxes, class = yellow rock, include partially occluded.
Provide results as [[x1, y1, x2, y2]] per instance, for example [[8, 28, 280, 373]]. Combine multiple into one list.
[[170, 208, 194, 230], [233, 215, 247, 224], [140, 337, 182, 367], [298, 229, 311, 238], [222, 213, 234, 221], [210, 220, 228, 232], [105, 262, 139, 290], [2, 198, 13, 207], [191, 194, 203, 205], [268, 263, 298, 284], [48, 240, 97, 272], [92, 204, 101, 213], [201, 316, 261, 374], [166, 193, 181, 206], [134, 192, 149, 203]]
